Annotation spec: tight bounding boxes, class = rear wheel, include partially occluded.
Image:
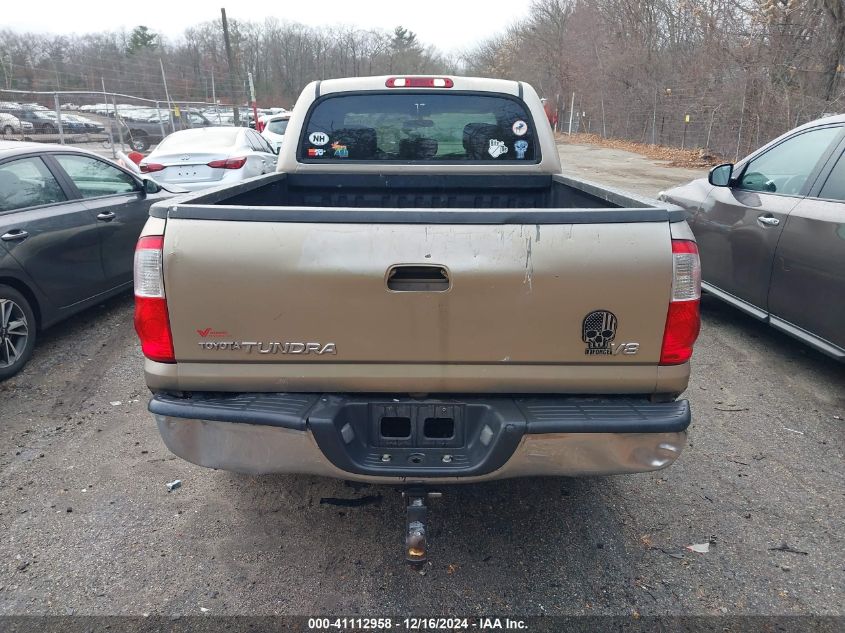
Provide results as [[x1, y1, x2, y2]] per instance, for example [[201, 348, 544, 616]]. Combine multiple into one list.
[[41, 123, 56, 134], [0, 285, 36, 381], [129, 135, 149, 152], [2, 125, 13, 136]]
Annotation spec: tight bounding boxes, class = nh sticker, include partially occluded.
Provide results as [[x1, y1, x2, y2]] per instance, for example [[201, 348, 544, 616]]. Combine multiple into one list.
[[488, 139, 509, 158], [309, 131, 330, 146]]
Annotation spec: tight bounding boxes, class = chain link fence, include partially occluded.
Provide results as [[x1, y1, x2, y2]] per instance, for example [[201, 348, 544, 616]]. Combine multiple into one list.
[[0, 88, 264, 156], [551, 84, 840, 160]]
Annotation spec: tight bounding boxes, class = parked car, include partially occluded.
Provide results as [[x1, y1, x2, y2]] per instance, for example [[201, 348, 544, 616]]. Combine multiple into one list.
[[64, 114, 104, 133], [38, 111, 89, 134], [112, 109, 213, 151], [135, 75, 702, 562], [660, 114, 845, 360], [139, 126, 277, 190], [260, 112, 290, 151], [0, 141, 180, 379], [0, 108, 58, 134], [0, 113, 33, 136]]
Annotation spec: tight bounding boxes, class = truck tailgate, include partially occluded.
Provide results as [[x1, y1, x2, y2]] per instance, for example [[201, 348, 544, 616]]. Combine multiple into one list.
[[161, 217, 674, 391]]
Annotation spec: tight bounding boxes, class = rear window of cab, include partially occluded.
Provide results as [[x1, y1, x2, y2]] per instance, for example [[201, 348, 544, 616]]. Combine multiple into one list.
[[300, 93, 538, 162]]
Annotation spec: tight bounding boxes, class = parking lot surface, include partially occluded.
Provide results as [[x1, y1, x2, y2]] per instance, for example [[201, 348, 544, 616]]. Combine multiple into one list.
[[0, 142, 843, 616]]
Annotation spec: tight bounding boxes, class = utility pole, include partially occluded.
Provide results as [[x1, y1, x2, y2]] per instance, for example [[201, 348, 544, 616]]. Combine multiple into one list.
[[53, 93, 64, 145], [248, 72, 259, 131], [567, 92, 575, 135], [221, 8, 241, 127], [735, 78, 747, 162], [211, 69, 221, 124], [155, 100, 167, 140], [159, 57, 175, 133], [101, 78, 116, 158], [651, 89, 657, 145]]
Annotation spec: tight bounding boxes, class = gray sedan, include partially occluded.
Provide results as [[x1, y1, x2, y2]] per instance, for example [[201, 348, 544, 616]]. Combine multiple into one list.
[[660, 115, 845, 361], [0, 141, 178, 378]]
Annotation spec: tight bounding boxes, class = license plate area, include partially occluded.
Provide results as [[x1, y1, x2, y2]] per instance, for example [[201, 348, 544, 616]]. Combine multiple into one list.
[[370, 403, 465, 449], [308, 397, 526, 477]]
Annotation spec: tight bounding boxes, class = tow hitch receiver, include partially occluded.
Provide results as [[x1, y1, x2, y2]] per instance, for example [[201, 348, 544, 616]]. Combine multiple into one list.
[[403, 487, 440, 564]]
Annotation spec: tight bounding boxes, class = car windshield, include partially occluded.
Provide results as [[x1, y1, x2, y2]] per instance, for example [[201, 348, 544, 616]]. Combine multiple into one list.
[[301, 92, 538, 162], [156, 127, 240, 151], [267, 119, 289, 134]]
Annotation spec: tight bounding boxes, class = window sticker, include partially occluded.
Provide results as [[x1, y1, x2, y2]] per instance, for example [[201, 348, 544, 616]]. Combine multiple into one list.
[[331, 142, 349, 158], [488, 139, 509, 158], [514, 140, 528, 159], [307, 148, 326, 157], [512, 120, 528, 136], [309, 131, 330, 146]]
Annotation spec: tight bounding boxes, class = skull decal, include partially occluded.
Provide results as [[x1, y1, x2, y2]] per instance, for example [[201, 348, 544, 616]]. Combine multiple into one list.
[[582, 310, 618, 354]]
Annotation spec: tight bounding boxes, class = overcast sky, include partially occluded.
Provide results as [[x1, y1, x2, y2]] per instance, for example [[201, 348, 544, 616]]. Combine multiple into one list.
[[4, 0, 533, 54]]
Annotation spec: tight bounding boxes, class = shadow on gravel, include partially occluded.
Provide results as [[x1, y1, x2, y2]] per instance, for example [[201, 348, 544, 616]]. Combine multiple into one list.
[[36, 292, 134, 347], [192, 472, 628, 611], [699, 294, 845, 385]]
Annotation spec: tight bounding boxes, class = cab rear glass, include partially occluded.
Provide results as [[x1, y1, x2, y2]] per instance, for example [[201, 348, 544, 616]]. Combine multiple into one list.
[[300, 93, 538, 162]]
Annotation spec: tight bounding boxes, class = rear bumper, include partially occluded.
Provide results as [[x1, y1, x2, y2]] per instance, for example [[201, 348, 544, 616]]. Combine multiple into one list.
[[150, 393, 690, 483]]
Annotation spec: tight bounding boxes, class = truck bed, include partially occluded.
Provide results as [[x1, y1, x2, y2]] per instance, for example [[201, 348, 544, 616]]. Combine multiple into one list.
[[149, 172, 684, 219]]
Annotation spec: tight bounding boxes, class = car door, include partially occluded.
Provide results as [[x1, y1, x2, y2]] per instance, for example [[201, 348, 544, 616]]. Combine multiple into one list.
[[0, 155, 105, 308], [47, 152, 160, 290], [768, 143, 845, 355], [694, 124, 843, 312]]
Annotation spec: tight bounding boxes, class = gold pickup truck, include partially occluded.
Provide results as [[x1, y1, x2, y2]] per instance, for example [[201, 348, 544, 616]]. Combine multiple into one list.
[[134, 76, 701, 560]]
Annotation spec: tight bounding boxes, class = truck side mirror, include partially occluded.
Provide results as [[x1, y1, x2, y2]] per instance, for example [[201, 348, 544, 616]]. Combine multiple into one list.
[[708, 163, 734, 187]]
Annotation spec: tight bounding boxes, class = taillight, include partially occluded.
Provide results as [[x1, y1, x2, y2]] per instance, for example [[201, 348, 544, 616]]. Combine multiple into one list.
[[207, 157, 247, 169], [660, 240, 701, 365], [385, 77, 454, 88], [140, 163, 164, 173], [133, 235, 174, 363]]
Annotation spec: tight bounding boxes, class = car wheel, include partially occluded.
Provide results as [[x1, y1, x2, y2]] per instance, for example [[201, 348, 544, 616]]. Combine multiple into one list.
[[130, 137, 148, 152], [2, 125, 13, 136], [41, 123, 55, 134], [0, 285, 37, 381]]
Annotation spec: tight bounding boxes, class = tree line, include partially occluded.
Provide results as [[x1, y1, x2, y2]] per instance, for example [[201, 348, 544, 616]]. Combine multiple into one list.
[[465, 0, 845, 156], [1, 0, 843, 156]]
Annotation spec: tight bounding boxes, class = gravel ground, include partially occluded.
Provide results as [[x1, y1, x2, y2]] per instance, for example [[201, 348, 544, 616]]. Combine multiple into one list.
[[0, 144, 842, 618]]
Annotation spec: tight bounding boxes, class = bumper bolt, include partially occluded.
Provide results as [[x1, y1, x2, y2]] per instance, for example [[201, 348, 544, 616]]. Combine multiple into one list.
[[381, 454, 391, 462], [442, 455, 452, 463]]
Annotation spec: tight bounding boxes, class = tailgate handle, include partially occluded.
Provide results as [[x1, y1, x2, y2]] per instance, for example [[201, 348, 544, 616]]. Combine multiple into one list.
[[387, 265, 450, 292]]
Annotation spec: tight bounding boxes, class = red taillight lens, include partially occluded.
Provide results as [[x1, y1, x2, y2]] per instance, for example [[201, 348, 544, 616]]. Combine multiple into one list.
[[140, 163, 164, 173], [660, 300, 701, 365], [207, 157, 247, 169], [133, 236, 174, 363], [134, 297, 174, 363], [385, 77, 454, 88], [660, 240, 701, 365]]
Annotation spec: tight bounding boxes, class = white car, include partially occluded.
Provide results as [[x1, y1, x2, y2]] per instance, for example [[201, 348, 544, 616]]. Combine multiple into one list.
[[0, 113, 34, 135], [261, 113, 291, 151], [139, 126, 277, 191]]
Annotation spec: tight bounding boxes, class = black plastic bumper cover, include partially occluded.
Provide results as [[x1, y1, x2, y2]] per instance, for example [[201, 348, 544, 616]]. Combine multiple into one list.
[[149, 393, 691, 478]]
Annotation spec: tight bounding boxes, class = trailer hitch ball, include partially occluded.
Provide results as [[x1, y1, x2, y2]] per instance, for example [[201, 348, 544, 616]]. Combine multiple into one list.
[[406, 519, 426, 561], [404, 490, 430, 564]]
